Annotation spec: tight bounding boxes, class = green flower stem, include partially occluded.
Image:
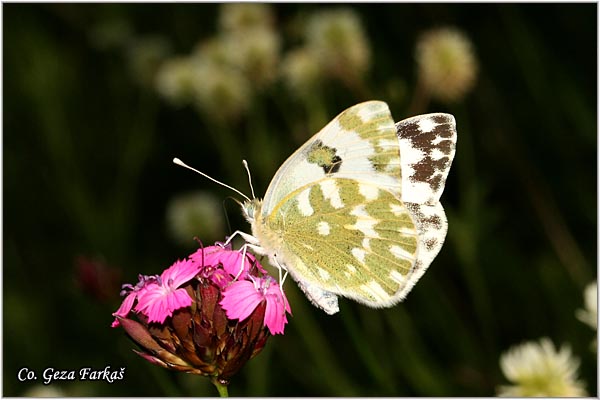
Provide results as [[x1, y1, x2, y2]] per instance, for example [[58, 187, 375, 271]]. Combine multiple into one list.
[[211, 377, 229, 397], [340, 308, 395, 393]]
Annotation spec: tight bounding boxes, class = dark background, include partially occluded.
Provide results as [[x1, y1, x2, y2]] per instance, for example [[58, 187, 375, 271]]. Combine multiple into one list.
[[4, 3, 597, 396]]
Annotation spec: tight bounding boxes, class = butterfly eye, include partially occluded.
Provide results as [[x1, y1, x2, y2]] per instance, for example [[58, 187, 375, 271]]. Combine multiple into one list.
[[241, 201, 256, 223]]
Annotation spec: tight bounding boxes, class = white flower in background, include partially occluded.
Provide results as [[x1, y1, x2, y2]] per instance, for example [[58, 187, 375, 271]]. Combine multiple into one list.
[[219, 3, 274, 34], [188, 56, 251, 121], [576, 281, 597, 330], [497, 337, 587, 397], [221, 28, 281, 88], [166, 191, 226, 246], [191, 37, 230, 67], [416, 27, 478, 103], [22, 385, 66, 397], [281, 47, 323, 99], [576, 280, 597, 352], [305, 8, 371, 83], [126, 35, 171, 88], [154, 56, 197, 106]]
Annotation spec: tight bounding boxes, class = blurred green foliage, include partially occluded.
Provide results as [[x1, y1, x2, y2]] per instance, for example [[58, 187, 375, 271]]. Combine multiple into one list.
[[3, 3, 596, 397]]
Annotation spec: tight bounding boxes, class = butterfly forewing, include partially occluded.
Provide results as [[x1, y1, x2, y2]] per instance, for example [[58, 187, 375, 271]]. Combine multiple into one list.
[[261, 101, 402, 215], [265, 177, 419, 307]]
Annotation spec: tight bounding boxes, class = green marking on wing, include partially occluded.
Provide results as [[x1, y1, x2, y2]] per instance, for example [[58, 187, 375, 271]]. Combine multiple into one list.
[[267, 177, 418, 303], [335, 101, 402, 180]]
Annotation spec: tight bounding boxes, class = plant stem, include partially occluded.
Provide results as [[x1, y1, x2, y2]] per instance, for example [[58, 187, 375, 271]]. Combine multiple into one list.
[[211, 377, 229, 397]]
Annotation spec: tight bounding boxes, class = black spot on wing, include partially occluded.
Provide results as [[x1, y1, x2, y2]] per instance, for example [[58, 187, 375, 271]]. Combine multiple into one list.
[[396, 114, 456, 193], [306, 139, 343, 175], [327, 155, 342, 174]]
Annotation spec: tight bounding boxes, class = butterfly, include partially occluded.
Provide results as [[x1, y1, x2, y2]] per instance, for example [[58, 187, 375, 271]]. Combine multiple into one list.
[[175, 100, 456, 314], [236, 101, 456, 314]]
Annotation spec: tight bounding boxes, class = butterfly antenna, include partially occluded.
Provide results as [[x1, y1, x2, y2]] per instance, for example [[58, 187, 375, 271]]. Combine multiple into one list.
[[173, 158, 251, 202], [242, 160, 256, 199]]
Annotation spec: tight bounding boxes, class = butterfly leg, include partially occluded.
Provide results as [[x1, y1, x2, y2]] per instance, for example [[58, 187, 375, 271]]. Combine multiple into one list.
[[221, 230, 260, 248], [271, 254, 289, 296], [219, 231, 262, 279], [235, 242, 267, 280]]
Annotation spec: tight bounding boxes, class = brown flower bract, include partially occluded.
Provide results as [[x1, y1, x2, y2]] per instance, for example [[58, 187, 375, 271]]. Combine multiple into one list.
[[117, 277, 270, 384]]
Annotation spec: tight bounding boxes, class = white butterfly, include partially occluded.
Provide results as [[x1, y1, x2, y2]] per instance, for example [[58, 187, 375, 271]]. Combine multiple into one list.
[[177, 101, 456, 314]]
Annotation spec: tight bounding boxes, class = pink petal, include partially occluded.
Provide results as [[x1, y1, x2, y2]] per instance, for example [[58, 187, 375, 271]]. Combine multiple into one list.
[[135, 284, 193, 324], [190, 245, 266, 278], [161, 259, 200, 288], [189, 245, 222, 266], [264, 284, 290, 335], [220, 251, 250, 278], [220, 281, 264, 321], [208, 268, 233, 288], [111, 292, 137, 327]]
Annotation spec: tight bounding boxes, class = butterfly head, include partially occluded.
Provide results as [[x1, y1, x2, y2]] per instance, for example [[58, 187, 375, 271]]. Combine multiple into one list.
[[241, 198, 262, 224]]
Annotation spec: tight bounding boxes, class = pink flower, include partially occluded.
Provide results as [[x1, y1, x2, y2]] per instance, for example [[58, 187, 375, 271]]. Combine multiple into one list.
[[220, 276, 291, 335], [134, 259, 201, 324], [111, 274, 157, 327], [112, 241, 292, 334], [112, 238, 294, 391], [190, 244, 266, 283]]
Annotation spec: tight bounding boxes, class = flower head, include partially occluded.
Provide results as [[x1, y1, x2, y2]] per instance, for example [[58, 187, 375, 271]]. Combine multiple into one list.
[[415, 27, 478, 103], [497, 337, 587, 397], [305, 8, 371, 84], [281, 47, 323, 99], [188, 54, 252, 122], [166, 191, 225, 245], [112, 240, 291, 388], [219, 3, 274, 34], [221, 27, 281, 88], [576, 280, 597, 330], [154, 56, 197, 106], [126, 35, 171, 89]]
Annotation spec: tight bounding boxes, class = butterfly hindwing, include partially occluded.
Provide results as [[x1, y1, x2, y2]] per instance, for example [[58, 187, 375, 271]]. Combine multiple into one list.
[[265, 177, 419, 311], [396, 113, 457, 204], [394, 113, 456, 299]]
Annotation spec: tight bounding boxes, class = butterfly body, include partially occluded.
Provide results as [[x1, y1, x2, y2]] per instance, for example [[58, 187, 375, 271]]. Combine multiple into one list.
[[241, 101, 456, 314]]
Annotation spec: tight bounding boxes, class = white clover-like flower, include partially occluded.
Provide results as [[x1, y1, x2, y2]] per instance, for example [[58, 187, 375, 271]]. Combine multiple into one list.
[[497, 338, 587, 397], [219, 3, 274, 34], [191, 37, 231, 67], [189, 58, 251, 121], [576, 281, 597, 330], [221, 28, 281, 88], [22, 384, 67, 397], [184, 40, 253, 121], [281, 47, 323, 99], [166, 191, 225, 246], [126, 36, 171, 88], [305, 8, 371, 83], [416, 27, 478, 103], [154, 56, 197, 106]]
